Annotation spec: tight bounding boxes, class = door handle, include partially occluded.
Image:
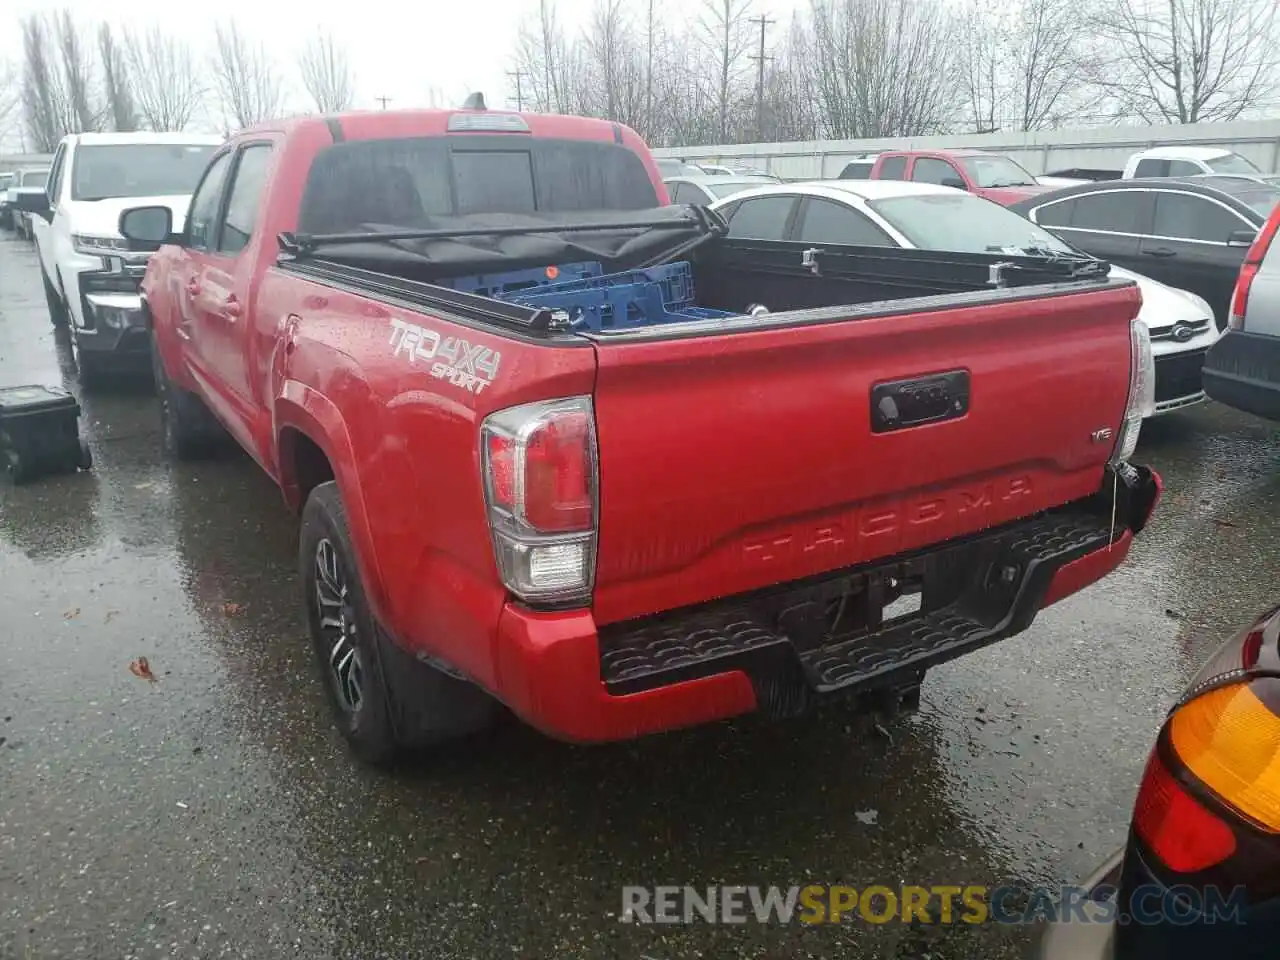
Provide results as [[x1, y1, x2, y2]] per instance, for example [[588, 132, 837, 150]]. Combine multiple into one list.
[[1144, 247, 1176, 258], [185, 278, 201, 295], [222, 297, 242, 320]]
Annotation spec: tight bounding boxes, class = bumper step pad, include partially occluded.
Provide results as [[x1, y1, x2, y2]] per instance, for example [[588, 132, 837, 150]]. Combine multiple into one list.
[[599, 508, 1117, 702]]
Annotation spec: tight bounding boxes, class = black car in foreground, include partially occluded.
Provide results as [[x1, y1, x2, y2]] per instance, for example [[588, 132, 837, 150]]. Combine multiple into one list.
[[1036, 603, 1280, 959], [1010, 176, 1280, 329]]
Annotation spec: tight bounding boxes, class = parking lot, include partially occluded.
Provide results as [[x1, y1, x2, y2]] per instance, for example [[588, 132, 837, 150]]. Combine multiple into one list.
[[1, 228, 1279, 959]]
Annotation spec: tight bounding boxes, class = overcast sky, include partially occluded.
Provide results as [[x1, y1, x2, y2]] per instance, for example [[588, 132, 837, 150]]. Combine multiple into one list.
[[2, 0, 624, 148]]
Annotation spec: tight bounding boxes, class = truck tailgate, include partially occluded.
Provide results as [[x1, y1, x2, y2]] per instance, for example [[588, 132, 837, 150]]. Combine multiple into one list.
[[589, 282, 1139, 626]]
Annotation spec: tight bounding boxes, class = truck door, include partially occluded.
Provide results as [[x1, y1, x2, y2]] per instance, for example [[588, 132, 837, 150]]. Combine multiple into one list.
[[192, 142, 275, 418], [171, 149, 234, 393]]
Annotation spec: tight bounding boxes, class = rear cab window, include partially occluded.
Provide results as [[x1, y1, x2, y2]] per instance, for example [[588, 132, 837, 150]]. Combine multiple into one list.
[[298, 136, 659, 232]]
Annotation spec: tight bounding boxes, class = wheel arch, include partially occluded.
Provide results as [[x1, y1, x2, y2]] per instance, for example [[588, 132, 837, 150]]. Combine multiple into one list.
[[275, 385, 391, 623]]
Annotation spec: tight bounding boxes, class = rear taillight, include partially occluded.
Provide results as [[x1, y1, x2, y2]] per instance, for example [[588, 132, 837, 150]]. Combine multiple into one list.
[[481, 396, 597, 604], [1229, 213, 1280, 331], [1113, 318, 1155, 462], [1134, 748, 1238, 873], [1169, 679, 1280, 833]]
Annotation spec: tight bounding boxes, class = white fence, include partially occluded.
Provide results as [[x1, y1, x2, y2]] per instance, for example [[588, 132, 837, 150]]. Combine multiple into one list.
[[652, 118, 1280, 180], [0, 154, 55, 175]]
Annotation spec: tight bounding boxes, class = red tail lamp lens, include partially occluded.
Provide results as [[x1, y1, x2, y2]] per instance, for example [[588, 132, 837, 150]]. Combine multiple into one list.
[[523, 410, 593, 533], [1133, 749, 1237, 873]]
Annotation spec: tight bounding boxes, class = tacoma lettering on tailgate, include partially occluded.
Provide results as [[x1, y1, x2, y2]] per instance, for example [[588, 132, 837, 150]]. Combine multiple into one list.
[[389, 318, 501, 394], [742, 476, 1034, 564]]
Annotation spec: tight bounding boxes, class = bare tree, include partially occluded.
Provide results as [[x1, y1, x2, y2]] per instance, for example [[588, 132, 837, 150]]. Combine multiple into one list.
[[123, 28, 204, 131], [811, 0, 958, 139], [98, 24, 137, 132], [1097, 0, 1280, 124], [55, 11, 99, 133], [958, 0, 1096, 133], [0, 59, 21, 141], [514, 0, 582, 114], [210, 21, 284, 129], [298, 30, 353, 113], [21, 15, 67, 151], [698, 0, 754, 143]]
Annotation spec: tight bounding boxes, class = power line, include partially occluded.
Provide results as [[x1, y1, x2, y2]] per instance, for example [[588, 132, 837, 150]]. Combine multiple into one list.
[[375, 96, 392, 110], [748, 14, 775, 141]]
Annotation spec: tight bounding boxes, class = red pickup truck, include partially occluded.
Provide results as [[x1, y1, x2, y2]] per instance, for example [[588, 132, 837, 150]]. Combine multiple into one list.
[[862, 149, 1054, 206], [117, 106, 1160, 764]]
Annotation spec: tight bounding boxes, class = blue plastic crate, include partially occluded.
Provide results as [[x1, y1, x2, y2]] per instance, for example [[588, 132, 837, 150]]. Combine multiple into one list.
[[444, 261, 602, 298], [510, 261, 695, 310]]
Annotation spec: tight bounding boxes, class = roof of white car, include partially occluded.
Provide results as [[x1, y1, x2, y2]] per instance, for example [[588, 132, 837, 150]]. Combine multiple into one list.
[[68, 132, 225, 146], [711, 179, 958, 206], [1135, 145, 1236, 161]]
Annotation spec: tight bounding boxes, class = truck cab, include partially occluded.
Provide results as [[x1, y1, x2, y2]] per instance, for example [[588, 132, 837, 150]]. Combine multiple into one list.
[[20, 131, 223, 386], [1123, 147, 1267, 179], [868, 149, 1053, 207]]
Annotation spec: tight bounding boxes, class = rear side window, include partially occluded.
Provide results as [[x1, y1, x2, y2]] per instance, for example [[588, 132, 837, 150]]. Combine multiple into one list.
[[725, 196, 795, 240], [1070, 192, 1145, 233], [796, 199, 894, 246], [878, 157, 908, 180], [1167, 159, 1203, 178], [298, 136, 658, 233], [1033, 198, 1075, 227], [1134, 158, 1168, 178]]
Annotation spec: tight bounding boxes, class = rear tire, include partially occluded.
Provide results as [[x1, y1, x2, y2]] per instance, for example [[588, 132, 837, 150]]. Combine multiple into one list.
[[76, 438, 93, 471], [151, 332, 220, 460], [300, 481, 497, 765]]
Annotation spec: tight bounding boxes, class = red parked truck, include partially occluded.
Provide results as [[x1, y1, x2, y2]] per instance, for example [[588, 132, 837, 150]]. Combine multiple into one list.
[[116, 104, 1160, 763], [864, 149, 1054, 206]]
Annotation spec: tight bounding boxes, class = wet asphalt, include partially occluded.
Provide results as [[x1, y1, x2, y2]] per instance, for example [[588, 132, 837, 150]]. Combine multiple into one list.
[[1, 230, 1279, 960]]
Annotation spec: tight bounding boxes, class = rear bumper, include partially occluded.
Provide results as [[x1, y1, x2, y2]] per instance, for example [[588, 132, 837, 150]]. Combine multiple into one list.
[[492, 464, 1161, 743], [1033, 850, 1122, 960], [1203, 330, 1280, 422]]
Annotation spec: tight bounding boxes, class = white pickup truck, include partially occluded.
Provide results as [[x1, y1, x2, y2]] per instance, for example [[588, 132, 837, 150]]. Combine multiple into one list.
[[18, 131, 223, 387]]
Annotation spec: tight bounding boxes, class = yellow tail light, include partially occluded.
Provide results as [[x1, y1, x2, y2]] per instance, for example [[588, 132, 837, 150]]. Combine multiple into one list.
[[1170, 681, 1280, 833]]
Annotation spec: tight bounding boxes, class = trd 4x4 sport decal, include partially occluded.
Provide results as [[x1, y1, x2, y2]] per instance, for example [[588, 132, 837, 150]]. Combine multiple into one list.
[[388, 318, 501, 394]]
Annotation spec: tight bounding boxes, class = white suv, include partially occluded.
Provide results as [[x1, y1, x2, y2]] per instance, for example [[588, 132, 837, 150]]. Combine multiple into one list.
[[1203, 204, 1280, 420], [21, 132, 222, 387]]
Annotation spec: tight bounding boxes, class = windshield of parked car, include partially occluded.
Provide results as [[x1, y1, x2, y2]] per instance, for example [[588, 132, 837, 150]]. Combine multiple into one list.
[[19, 170, 49, 187], [869, 193, 1077, 255], [959, 155, 1038, 188], [298, 135, 659, 232], [1206, 153, 1262, 175], [71, 144, 217, 201], [706, 179, 774, 199]]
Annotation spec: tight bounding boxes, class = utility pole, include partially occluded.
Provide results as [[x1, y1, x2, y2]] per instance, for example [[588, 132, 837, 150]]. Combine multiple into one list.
[[506, 70, 527, 111], [375, 96, 392, 110], [748, 14, 775, 142]]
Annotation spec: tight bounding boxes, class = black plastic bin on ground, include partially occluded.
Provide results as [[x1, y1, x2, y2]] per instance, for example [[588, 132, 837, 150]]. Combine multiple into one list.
[[0, 385, 92, 483]]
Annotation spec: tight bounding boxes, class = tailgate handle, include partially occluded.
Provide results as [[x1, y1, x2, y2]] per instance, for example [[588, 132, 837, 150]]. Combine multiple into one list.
[[871, 370, 970, 433]]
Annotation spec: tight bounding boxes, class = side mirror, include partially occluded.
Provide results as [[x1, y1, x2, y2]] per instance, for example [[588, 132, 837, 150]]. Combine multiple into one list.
[[118, 205, 174, 251], [13, 189, 51, 221], [941, 177, 968, 191], [1227, 229, 1257, 248]]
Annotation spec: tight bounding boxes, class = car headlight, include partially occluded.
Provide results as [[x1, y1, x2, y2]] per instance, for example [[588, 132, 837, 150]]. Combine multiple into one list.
[[72, 234, 132, 256]]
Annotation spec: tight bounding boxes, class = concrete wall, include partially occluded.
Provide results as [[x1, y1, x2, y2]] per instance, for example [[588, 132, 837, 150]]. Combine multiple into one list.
[[0, 154, 55, 176], [652, 118, 1280, 180]]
